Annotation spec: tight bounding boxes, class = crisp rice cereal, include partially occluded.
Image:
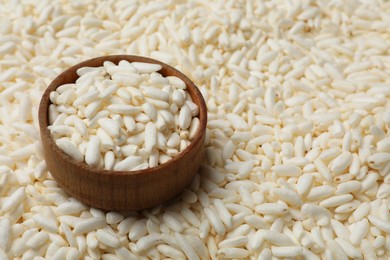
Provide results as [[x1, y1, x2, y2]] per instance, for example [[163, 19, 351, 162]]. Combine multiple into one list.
[[0, 0, 390, 259]]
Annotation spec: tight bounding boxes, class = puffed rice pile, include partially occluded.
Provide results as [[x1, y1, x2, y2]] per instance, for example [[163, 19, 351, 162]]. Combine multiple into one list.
[[0, 0, 389, 259]]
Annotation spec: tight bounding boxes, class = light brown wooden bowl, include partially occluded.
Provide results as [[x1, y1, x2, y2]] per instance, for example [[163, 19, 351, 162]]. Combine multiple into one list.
[[38, 55, 207, 211]]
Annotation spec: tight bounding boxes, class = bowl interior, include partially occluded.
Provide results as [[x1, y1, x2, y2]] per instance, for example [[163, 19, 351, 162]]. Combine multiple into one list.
[[39, 55, 207, 176]]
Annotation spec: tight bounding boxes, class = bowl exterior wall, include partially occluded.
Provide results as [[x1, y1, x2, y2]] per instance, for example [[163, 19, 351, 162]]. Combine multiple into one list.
[[41, 128, 204, 211]]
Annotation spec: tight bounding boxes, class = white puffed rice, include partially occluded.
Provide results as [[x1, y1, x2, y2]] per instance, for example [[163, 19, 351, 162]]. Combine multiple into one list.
[[1, 0, 390, 259], [49, 60, 199, 170]]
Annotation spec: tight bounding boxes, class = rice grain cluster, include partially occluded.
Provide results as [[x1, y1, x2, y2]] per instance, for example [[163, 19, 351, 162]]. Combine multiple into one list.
[[0, 0, 389, 259], [48, 60, 199, 170]]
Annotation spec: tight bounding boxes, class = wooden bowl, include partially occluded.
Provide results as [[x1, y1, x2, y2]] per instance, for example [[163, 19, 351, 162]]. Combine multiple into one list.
[[38, 55, 207, 211]]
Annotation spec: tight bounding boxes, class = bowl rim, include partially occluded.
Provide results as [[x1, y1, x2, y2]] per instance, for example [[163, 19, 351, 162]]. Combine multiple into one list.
[[38, 55, 207, 177]]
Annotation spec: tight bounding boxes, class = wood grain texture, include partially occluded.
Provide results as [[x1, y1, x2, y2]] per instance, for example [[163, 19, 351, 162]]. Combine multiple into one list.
[[38, 55, 207, 211]]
